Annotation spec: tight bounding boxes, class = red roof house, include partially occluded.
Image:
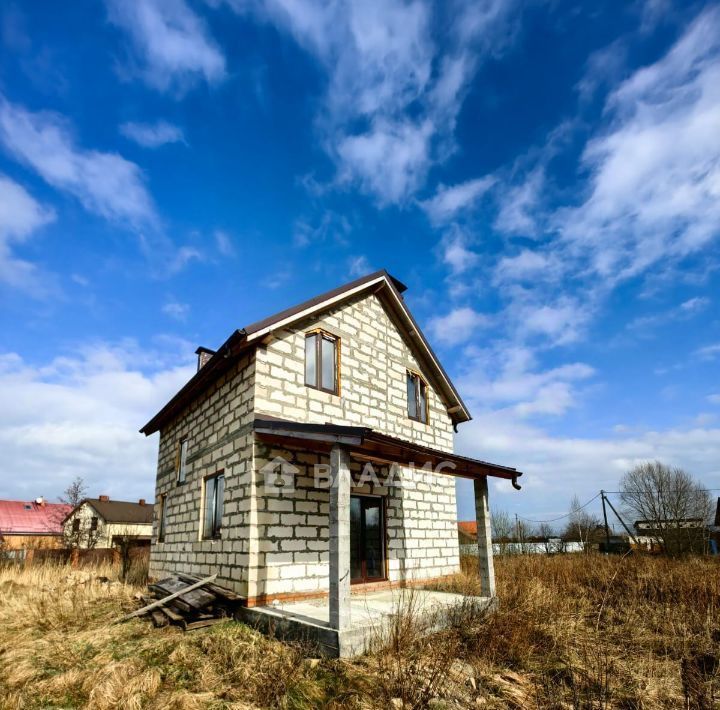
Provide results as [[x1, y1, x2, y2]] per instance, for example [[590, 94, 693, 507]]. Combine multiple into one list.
[[0, 498, 71, 549]]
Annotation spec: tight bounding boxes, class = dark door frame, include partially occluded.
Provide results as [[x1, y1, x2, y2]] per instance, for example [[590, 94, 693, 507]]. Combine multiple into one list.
[[350, 494, 387, 584]]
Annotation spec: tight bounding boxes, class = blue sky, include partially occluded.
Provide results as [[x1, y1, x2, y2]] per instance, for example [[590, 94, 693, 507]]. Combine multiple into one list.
[[1, 0, 719, 525]]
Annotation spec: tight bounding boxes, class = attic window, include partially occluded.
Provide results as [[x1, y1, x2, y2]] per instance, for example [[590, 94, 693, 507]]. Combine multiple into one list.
[[407, 371, 428, 424], [305, 331, 339, 395], [24, 504, 32, 510]]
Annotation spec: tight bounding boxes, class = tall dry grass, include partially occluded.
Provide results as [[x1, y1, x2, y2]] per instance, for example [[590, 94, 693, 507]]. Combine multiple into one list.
[[0, 554, 718, 709]]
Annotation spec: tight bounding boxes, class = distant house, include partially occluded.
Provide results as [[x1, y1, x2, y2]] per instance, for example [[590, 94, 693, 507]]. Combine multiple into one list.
[[458, 521, 477, 547], [63, 495, 153, 549], [0, 497, 70, 550], [633, 518, 707, 554]]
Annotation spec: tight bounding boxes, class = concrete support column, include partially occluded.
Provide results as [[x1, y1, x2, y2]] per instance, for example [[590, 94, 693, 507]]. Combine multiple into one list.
[[329, 444, 351, 631], [474, 476, 496, 597]]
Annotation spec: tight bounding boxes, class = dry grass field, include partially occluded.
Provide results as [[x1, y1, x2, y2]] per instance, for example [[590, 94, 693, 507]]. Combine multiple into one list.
[[0, 554, 718, 709]]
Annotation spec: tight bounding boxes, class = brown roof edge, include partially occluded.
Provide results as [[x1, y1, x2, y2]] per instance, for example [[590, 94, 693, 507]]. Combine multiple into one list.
[[243, 269, 407, 336], [378, 277, 472, 425], [253, 417, 521, 483], [140, 329, 247, 435]]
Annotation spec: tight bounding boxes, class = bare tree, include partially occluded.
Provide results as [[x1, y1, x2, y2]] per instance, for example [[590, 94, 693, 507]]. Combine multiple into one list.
[[491, 509, 513, 555], [515, 519, 531, 552], [563, 495, 602, 551], [60, 476, 87, 508], [620, 461, 711, 556], [57, 477, 101, 550]]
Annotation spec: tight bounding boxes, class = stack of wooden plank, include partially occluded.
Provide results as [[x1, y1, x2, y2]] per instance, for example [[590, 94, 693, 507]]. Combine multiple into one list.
[[132, 572, 245, 631]]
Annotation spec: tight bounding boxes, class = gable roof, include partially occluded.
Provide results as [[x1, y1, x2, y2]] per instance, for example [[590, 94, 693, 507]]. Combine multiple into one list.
[[0, 500, 70, 536], [141, 270, 472, 435], [68, 499, 154, 525]]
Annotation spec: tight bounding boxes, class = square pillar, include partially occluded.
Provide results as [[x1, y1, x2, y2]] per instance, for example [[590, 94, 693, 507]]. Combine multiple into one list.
[[474, 476, 496, 597], [329, 444, 351, 630]]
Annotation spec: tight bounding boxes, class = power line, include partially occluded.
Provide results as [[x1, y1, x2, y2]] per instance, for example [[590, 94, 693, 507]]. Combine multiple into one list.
[[514, 487, 720, 526], [603, 488, 720, 495], [516, 492, 601, 524]]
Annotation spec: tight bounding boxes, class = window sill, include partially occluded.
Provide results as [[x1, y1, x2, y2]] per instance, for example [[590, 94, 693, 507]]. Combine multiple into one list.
[[305, 384, 339, 397]]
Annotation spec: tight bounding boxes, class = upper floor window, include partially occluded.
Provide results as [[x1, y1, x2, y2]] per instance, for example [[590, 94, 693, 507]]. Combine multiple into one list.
[[90, 516, 99, 532], [176, 437, 189, 484], [407, 371, 428, 424], [72, 518, 80, 533], [203, 471, 225, 540], [305, 331, 339, 395]]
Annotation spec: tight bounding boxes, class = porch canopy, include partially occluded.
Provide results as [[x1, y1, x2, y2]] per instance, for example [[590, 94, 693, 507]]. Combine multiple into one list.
[[253, 416, 522, 633], [253, 415, 523, 487]]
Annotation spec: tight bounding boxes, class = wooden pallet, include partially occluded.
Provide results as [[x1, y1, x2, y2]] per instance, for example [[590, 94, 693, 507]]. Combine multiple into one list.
[[121, 572, 245, 631]]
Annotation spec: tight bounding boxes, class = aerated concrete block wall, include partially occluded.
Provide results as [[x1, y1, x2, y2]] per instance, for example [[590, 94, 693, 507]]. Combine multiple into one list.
[[252, 440, 460, 599], [251, 292, 460, 598], [253, 292, 454, 451], [149, 352, 256, 595]]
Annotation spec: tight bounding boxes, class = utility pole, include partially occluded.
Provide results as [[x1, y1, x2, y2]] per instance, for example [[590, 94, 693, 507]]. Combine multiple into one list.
[[601, 490, 611, 551], [603, 493, 640, 546]]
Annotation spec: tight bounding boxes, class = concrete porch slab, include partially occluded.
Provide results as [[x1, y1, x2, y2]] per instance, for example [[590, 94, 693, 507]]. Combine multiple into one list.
[[238, 588, 495, 657]]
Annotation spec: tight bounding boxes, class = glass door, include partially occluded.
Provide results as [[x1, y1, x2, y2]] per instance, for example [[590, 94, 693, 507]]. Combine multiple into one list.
[[350, 495, 386, 583]]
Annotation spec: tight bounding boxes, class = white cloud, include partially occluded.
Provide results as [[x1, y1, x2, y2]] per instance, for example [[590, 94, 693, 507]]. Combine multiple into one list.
[[419, 176, 496, 224], [426, 307, 489, 346], [626, 296, 710, 334], [214, 229, 236, 257], [494, 250, 557, 284], [166, 245, 204, 274], [106, 0, 226, 92], [441, 229, 480, 275], [558, 6, 720, 282], [0, 341, 195, 501], [336, 119, 434, 206], [708, 394, 720, 405], [493, 168, 545, 237], [120, 120, 185, 148], [0, 174, 55, 292], [575, 40, 628, 102], [0, 97, 157, 228], [348, 255, 372, 277], [457, 345, 594, 417], [293, 210, 351, 247], [224, 0, 527, 204], [162, 301, 190, 320], [514, 296, 591, 346], [696, 343, 720, 360]]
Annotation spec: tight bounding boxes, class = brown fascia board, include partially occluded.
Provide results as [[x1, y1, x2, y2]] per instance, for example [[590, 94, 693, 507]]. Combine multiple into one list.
[[140, 269, 469, 435], [140, 329, 248, 435], [253, 416, 520, 481], [242, 269, 407, 336]]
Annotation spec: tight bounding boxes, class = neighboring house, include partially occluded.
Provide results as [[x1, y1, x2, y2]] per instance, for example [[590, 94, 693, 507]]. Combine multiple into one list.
[[141, 270, 522, 649], [63, 496, 153, 549], [633, 518, 707, 554], [0, 498, 70, 550], [458, 520, 477, 547]]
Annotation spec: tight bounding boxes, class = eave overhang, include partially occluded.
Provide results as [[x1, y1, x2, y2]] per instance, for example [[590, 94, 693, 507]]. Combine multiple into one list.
[[253, 416, 522, 485]]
